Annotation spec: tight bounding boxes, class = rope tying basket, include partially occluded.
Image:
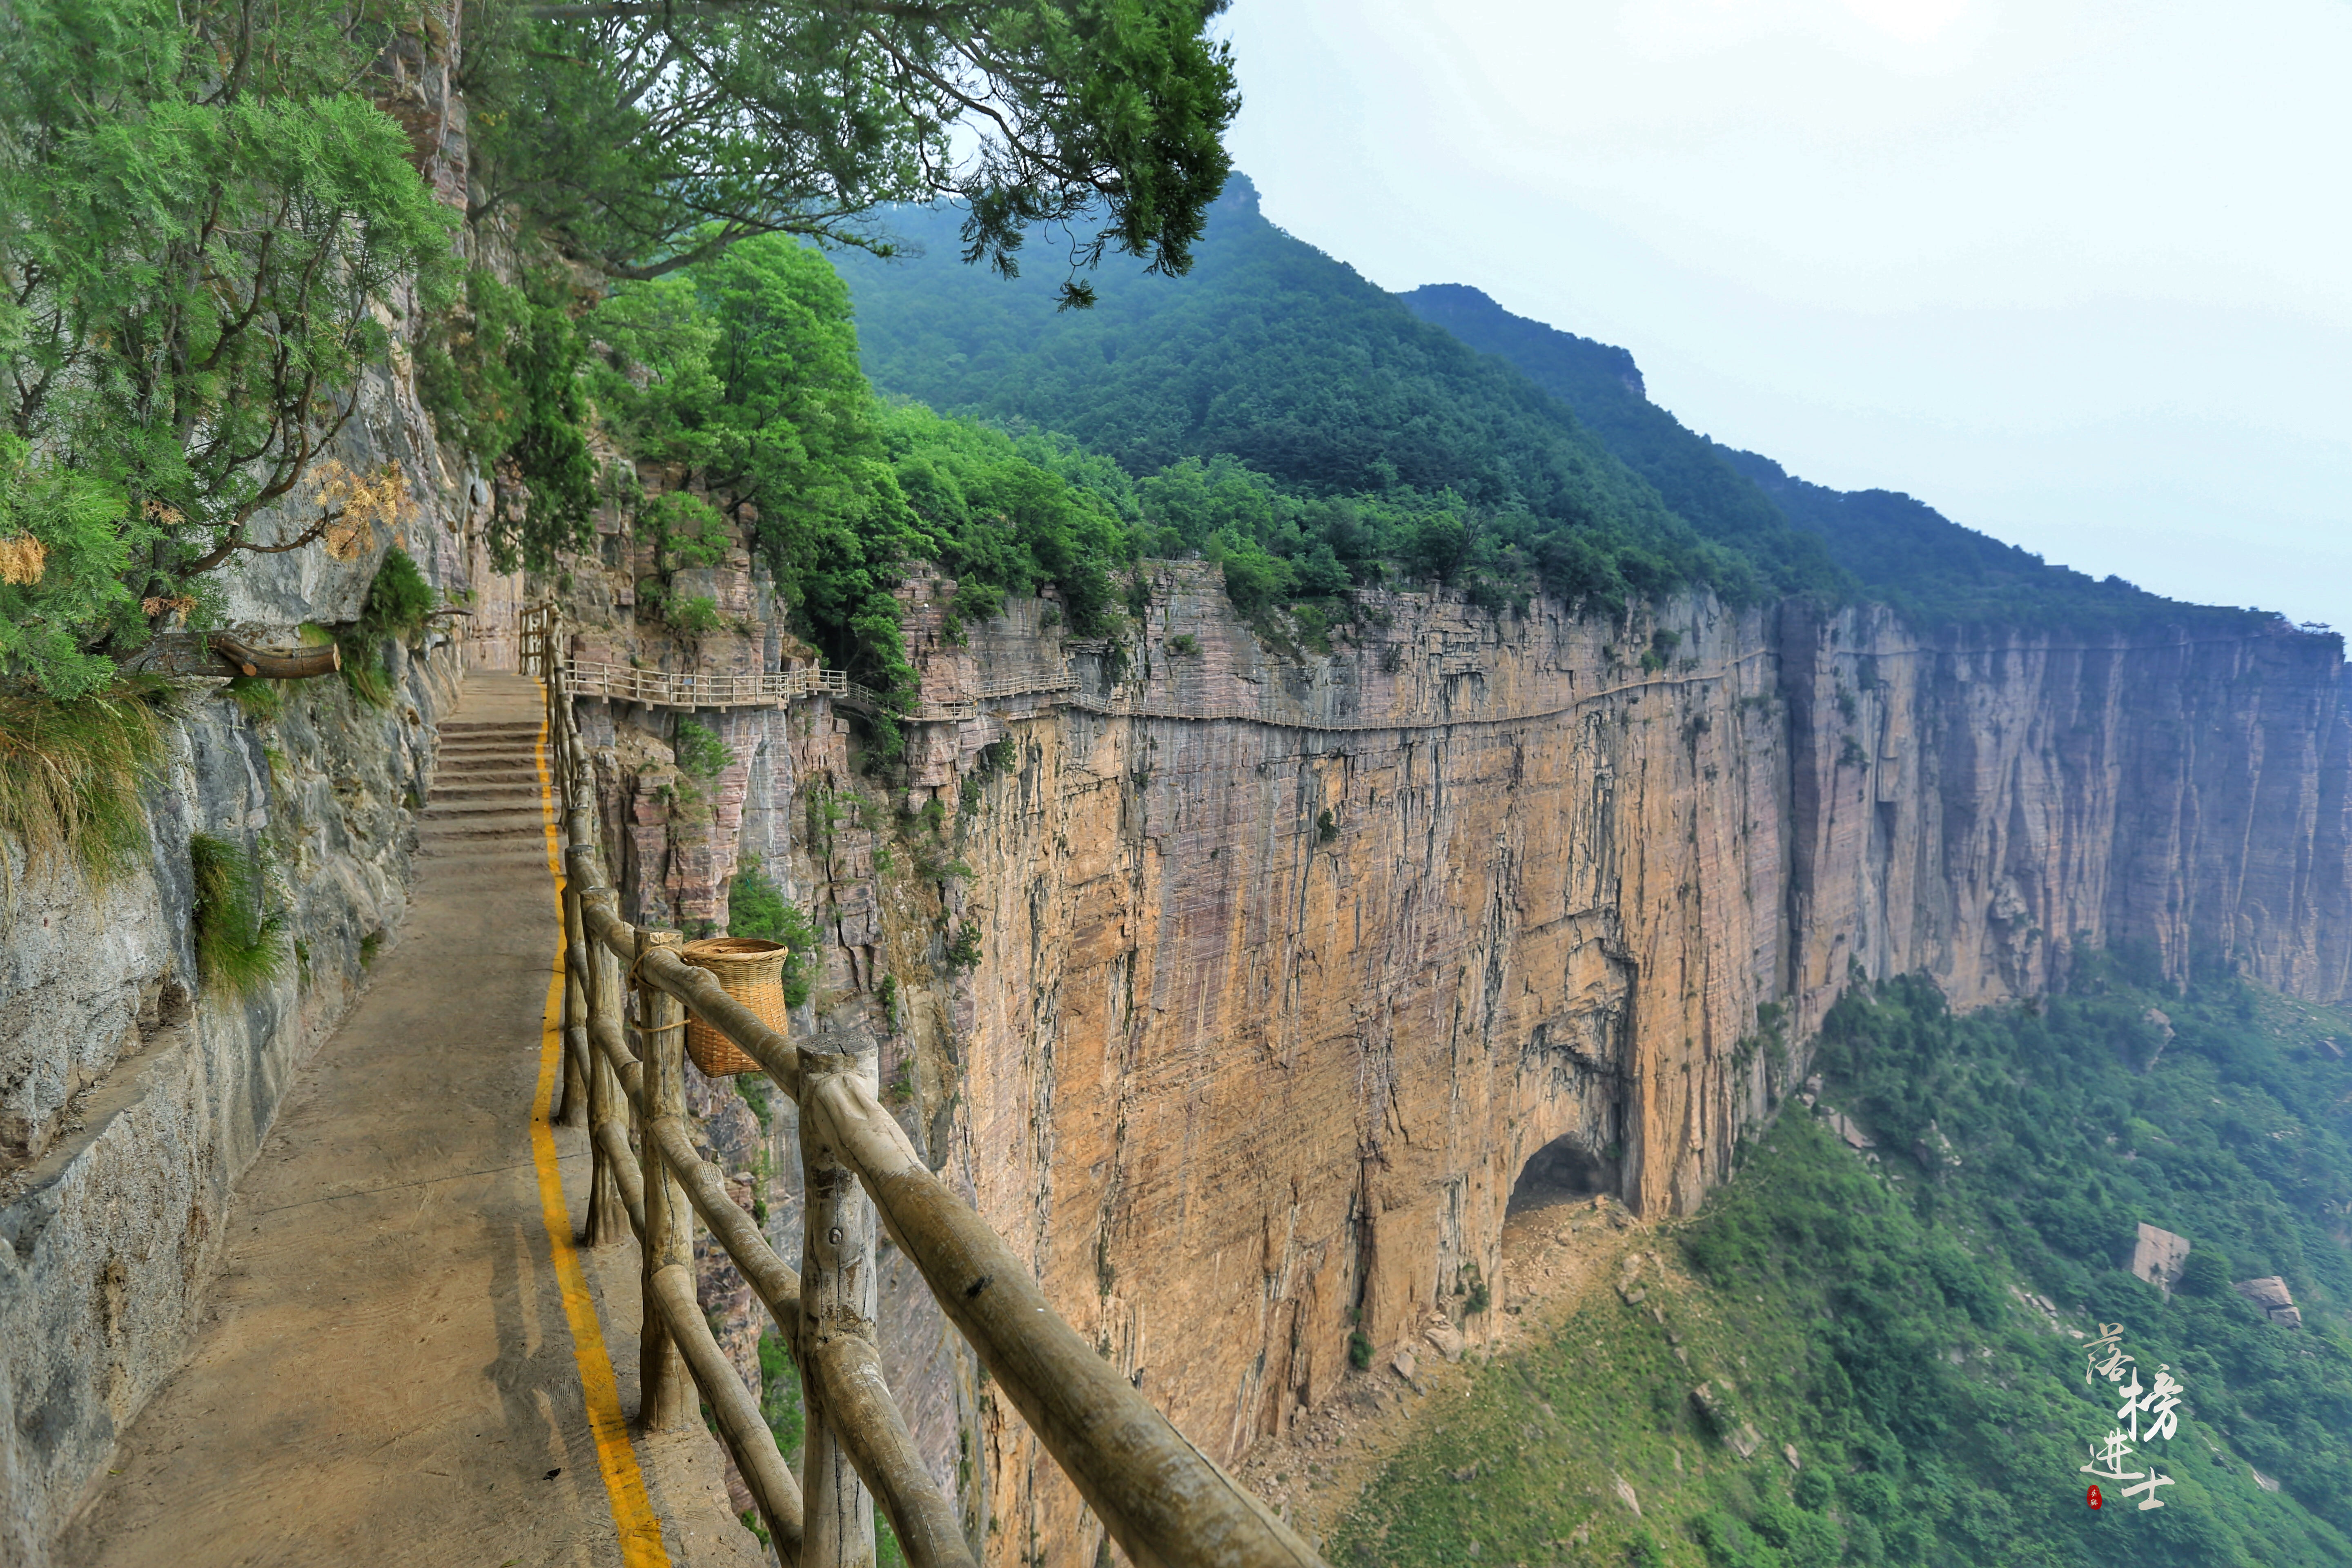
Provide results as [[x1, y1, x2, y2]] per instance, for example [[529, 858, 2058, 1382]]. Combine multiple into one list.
[[677, 937, 790, 1076]]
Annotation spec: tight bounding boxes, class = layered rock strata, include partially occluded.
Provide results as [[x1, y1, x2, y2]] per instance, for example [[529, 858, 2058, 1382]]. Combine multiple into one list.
[[564, 546, 2350, 1564], [873, 565, 2349, 1560]]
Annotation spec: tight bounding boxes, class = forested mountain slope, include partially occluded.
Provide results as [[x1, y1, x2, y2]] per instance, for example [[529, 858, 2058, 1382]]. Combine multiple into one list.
[[836, 178, 1845, 612], [1399, 283, 2271, 636], [844, 180, 2297, 639], [1336, 970, 2352, 1568]]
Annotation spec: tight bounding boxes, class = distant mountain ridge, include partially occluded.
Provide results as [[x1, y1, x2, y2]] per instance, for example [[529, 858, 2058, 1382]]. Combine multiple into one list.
[[837, 176, 1845, 608], [1400, 281, 2267, 634], [840, 174, 2278, 635]]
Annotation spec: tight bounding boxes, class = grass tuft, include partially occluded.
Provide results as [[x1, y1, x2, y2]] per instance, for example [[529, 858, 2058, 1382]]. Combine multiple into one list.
[[0, 677, 174, 899], [226, 675, 287, 724], [190, 832, 288, 997]]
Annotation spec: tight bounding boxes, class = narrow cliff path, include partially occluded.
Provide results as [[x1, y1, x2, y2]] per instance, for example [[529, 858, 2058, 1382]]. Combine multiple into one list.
[[57, 675, 760, 1568]]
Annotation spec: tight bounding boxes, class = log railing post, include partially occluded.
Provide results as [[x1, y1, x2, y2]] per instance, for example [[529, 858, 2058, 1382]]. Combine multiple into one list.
[[635, 927, 694, 1430], [583, 889, 631, 1247], [800, 1045, 881, 1568], [557, 881, 590, 1127]]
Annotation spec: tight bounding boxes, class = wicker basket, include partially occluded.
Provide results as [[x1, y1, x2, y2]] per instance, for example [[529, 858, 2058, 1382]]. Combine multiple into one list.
[[678, 937, 791, 1076]]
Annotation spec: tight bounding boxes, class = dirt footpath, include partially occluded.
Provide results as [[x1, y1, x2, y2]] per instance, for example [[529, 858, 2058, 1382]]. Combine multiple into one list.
[[56, 675, 759, 1568], [1234, 1192, 1653, 1550]]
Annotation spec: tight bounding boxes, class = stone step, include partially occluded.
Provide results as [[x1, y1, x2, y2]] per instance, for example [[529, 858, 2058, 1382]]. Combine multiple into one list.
[[428, 781, 541, 801], [413, 856, 557, 885], [434, 755, 540, 776], [421, 797, 545, 820], [421, 804, 548, 827], [438, 722, 541, 740], [415, 840, 554, 862], [437, 719, 539, 738], [432, 758, 537, 775], [419, 820, 548, 844]]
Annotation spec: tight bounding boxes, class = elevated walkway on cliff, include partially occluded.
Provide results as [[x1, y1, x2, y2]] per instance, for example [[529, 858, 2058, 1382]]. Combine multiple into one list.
[[551, 647, 1775, 736], [59, 661, 1322, 1568], [59, 674, 759, 1568]]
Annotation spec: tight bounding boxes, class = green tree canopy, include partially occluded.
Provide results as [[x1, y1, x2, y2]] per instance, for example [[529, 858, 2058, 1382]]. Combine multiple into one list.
[[0, 0, 1242, 695], [461, 0, 1241, 300], [0, 0, 459, 693]]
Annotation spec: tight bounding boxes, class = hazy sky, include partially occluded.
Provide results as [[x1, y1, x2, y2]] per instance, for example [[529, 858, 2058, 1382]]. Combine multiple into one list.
[[1218, 0, 2351, 630]]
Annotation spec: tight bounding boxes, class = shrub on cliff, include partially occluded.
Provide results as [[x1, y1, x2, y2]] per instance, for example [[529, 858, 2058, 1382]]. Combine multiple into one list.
[[0, 0, 459, 685], [335, 548, 435, 707], [727, 858, 820, 1008]]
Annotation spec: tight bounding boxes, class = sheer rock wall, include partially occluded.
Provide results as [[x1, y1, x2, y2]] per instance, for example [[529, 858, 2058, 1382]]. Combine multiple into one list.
[[881, 566, 2349, 1560]]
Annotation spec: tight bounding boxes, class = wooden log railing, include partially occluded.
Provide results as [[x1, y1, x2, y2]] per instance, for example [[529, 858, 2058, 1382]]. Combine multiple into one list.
[[533, 609, 1325, 1568]]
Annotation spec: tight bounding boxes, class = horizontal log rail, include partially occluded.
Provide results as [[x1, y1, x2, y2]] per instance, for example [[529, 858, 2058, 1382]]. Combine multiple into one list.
[[532, 603, 1325, 1568]]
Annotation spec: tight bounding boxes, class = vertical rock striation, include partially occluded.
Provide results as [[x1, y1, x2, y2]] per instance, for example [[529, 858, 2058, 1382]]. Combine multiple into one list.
[[875, 567, 2350, 1560]]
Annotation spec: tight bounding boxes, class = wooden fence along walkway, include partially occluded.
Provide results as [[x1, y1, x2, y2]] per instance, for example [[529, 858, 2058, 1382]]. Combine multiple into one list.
[[528, 611, 1323, 1568], [561, 659, 864, 710]]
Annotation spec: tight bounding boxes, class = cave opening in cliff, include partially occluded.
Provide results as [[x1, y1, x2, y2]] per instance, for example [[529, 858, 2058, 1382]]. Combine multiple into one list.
[[1507, 1131, 1617, 1215]]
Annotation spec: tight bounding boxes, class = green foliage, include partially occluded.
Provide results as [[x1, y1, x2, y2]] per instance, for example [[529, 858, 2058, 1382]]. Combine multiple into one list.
[[413, 266, 598, 571], [959, 737, 1020, 816], [673, 719, 733, 780], [727, 857, 822, 1008], [755, 1329, 804, 1463], [0, 677, 172, 893], [225, 676, 285, 725], [670, 596, 723, 635], [0, 0, 458, 665], [190, 832, 287, 997], [0, 437, 143, 697], [639, 492, 731, 571], [1458, 1261, 1490, 1316], [459, 0, 1238, 301], [336, 548, 434, 707], [1337, 965, 2352, 1567], [1316, 807, 1339, 844], [840, 182, 1844, 618], [946, 917, 984, 972], [1679, 970, 2352, 1566], [1348, 1331, 1374, 1371], [590, 236, 920, 708], [1168, 633, 1200, 656], [882, 403, 1134, 637]]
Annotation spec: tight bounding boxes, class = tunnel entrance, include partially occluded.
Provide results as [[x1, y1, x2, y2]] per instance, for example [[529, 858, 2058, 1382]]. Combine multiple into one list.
[[1507, 1131, 1617, 1217]]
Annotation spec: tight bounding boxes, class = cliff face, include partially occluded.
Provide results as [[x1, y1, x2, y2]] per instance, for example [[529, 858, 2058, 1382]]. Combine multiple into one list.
[[873, 568, 2350, 1559]]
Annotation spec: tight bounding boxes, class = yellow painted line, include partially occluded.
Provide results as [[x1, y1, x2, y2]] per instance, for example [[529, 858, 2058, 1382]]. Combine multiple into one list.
[[528, 688, 672, 1568]]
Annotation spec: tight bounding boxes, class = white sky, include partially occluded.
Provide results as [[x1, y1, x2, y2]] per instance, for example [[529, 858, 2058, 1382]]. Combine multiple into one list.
[[1218, 0, 2352, 629]]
